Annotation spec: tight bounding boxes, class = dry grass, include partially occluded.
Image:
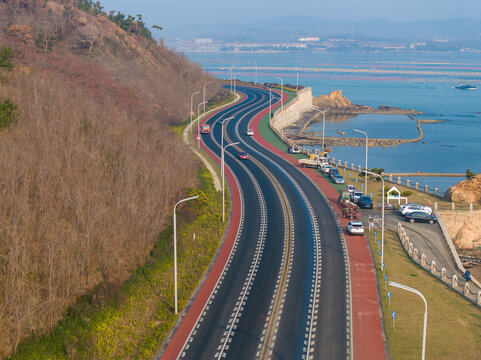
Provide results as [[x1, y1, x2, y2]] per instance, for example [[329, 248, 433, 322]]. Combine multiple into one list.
[[366, 230, 481, 359]]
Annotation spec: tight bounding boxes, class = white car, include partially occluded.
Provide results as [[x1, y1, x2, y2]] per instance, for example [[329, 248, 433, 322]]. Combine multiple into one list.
[[400, 203, 433, 215], [322, 164, 332, 173], [246, 129, 254, 136], [351, 191, 364, 203], [289, 145, 300, 153], [346, 185, 356, 194], [346, 221, 364, 235]]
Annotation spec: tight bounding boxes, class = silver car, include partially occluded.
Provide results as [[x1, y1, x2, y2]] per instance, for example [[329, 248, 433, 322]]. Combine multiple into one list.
[[346, 221, 364, 235]]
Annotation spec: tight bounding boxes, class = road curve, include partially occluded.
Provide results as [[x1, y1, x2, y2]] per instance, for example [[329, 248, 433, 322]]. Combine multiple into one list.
[[160, 85, 350, 359]]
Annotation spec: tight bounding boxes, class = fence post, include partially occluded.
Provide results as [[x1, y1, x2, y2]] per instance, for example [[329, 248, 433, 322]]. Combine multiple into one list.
[[478, 291, 481, 305], [331, 157, 335, 165], [434, 202, 438, 210], [421, 253, 427, 267], [409, 243, 414, 257], [344, 161, 348, 168], [406, 179, 410, 188], [464, 282, 470, 296], [441, 267, 447, 281], [389, 175, 393, 182], [469, 203, 473, 212], [338, 160, 341, 167], [424, 185, 429, 193], [452, 274, 458, 288], [415, 182, 419, 190], [451, 202, 455, 211], [358, 165, 362, 172], [351, 163, 355, 170], [397, 176, 401, 185], [413, 248, 419, 262], [431, 260, 437, 275]]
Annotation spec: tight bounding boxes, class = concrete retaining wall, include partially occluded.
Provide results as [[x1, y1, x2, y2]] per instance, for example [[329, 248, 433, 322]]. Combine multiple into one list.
[[270, 87, 312, 143]]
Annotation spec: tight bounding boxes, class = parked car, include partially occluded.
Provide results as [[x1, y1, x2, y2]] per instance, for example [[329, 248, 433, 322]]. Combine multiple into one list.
[[322, 164, 332, 173], [329, 168, 340, 179], [201, 124, 210, 134], [346, 221, 365, 235], [405, 211, 437, 224], [351, 191, 364, 203], [246, 129, 254, 136], [238, 151, 249, 160], [346, 185, 356, 194], [333, 175, 345, 184], [288, 145, 300, 153], [357, 196, 373, 209], [400, 203, 432, 215]]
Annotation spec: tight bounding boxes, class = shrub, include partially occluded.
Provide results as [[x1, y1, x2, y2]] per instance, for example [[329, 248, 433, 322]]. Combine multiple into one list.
[[0, 47, 14, 71], [466, 169, 476, 179], [0, 98, 18, 129], [402, 190, 413, 197]]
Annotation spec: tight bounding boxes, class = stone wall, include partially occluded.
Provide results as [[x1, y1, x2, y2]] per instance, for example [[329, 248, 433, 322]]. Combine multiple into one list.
[[439, 210, 481, 248], [271, 87, 312, 142]]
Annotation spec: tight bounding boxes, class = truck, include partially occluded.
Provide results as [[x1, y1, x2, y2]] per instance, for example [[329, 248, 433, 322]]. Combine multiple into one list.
[[298, 153, 329, 169]]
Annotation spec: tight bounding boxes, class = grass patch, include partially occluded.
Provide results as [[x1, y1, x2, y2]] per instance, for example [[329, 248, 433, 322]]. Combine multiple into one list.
[[365, 230, 481, 359], [9, 165, 229, 360]]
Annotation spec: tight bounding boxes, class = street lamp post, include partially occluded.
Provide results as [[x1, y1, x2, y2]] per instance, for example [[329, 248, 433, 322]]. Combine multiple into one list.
[[388, 281, 428, 360], [296, 68, 299, 91], [230, 65, 236, 94], [253, 60, 258, 85], [203, 82, 211, 115], [275, 77, 284, 113], [220, 116, 235, 183], [196, 101, 207, 149], [233, 72, 241, 94], [266, 87, 272, 123], [314, 108, 328, 153], [222, 141, 240, 222], [353, 129, 368, 195], [173, 195, 199, 314], [190, 91, 200, 128], [365, 170, 385, 267]]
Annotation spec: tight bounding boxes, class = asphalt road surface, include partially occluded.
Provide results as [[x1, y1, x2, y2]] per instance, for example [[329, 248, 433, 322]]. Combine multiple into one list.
[[177, 86, 350, 360]]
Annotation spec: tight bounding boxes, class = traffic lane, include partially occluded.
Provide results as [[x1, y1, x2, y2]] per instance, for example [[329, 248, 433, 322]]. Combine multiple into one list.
[[229, 88, 347, 358], [182, 150, 269, 359]]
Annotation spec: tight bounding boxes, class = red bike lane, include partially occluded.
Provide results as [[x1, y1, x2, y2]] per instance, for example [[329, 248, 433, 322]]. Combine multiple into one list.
[[250, 98, 387, 360]]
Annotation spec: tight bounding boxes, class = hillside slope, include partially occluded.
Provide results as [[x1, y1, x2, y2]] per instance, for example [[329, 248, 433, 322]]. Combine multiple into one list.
[[0, 1, 224, 356]]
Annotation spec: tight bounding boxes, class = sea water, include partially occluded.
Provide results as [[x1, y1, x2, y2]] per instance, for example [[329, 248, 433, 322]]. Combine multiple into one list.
[[186, 52, 481, 192]]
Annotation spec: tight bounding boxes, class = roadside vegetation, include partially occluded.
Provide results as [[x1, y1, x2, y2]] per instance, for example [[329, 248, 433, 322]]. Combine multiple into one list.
[[365, 230, 481, 359], [0, 0, 224, 357]]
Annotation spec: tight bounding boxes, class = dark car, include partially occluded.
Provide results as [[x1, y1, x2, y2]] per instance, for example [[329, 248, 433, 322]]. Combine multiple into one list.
[[405, 211, 437, 224], [357, 196, 373, 209], [329, 168, 340, 179]]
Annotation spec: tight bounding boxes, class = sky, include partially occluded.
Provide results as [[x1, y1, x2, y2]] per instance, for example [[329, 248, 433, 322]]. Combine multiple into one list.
[[98, 0, 481, 34]]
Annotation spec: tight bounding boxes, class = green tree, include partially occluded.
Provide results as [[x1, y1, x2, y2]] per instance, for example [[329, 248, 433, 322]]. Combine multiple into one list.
[[0, 98, 18, 129], [0, 47, 14, 71], [466, 169, 476, 179]]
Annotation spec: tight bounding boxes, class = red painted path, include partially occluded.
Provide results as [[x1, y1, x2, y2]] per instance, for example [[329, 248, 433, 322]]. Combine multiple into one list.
[[162, 88, 386, 359], [249, 99, 387, 360]]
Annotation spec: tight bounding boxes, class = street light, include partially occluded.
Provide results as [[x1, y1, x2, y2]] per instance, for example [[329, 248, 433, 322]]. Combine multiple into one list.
[[253, 60, 258, 85], [296, 67, 299, 91], [264, 86, 272, 123], [365, 170, 385, 267], [275, 77, 284, 113], [314, 107, 328, 153], [203, 82, 211, 115], [197, 101, 208, 149], [230, 65, 236, 94], [173, 195, 199, 314], [190, 91, 200, 128], [233, 72, 241, 94], [388, 281, 428, 360], [354, 129, 369, 195], [220, 116, 235, 181], [222, 141, 240, 222]]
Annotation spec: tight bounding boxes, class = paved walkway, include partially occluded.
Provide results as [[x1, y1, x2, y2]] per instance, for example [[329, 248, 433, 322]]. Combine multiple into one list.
[[250, 97, 387, 360]]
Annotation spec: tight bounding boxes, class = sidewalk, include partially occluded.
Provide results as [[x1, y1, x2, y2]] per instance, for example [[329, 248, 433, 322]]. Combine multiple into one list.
[[251, 102, 387, 360]]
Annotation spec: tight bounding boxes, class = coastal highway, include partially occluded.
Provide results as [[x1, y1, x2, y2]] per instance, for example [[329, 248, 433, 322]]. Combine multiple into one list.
[[164, 86, 350, 359]]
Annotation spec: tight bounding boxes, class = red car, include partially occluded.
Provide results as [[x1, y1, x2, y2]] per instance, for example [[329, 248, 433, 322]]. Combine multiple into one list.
[[238, 151, 249, 160], [201, 124, 210, 134]]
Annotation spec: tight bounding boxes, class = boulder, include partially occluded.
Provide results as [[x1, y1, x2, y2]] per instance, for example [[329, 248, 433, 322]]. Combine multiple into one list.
[[447, 174, 481, 204]]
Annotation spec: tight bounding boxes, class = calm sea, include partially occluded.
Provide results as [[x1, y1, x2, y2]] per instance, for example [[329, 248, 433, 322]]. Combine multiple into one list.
[[186, 51, 481, 192]]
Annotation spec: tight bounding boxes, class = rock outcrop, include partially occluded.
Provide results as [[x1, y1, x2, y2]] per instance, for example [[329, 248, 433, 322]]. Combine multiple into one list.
[[447, 174, 481, 204], [440, 211, 481, 248], [313, 90, 420, 114]]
